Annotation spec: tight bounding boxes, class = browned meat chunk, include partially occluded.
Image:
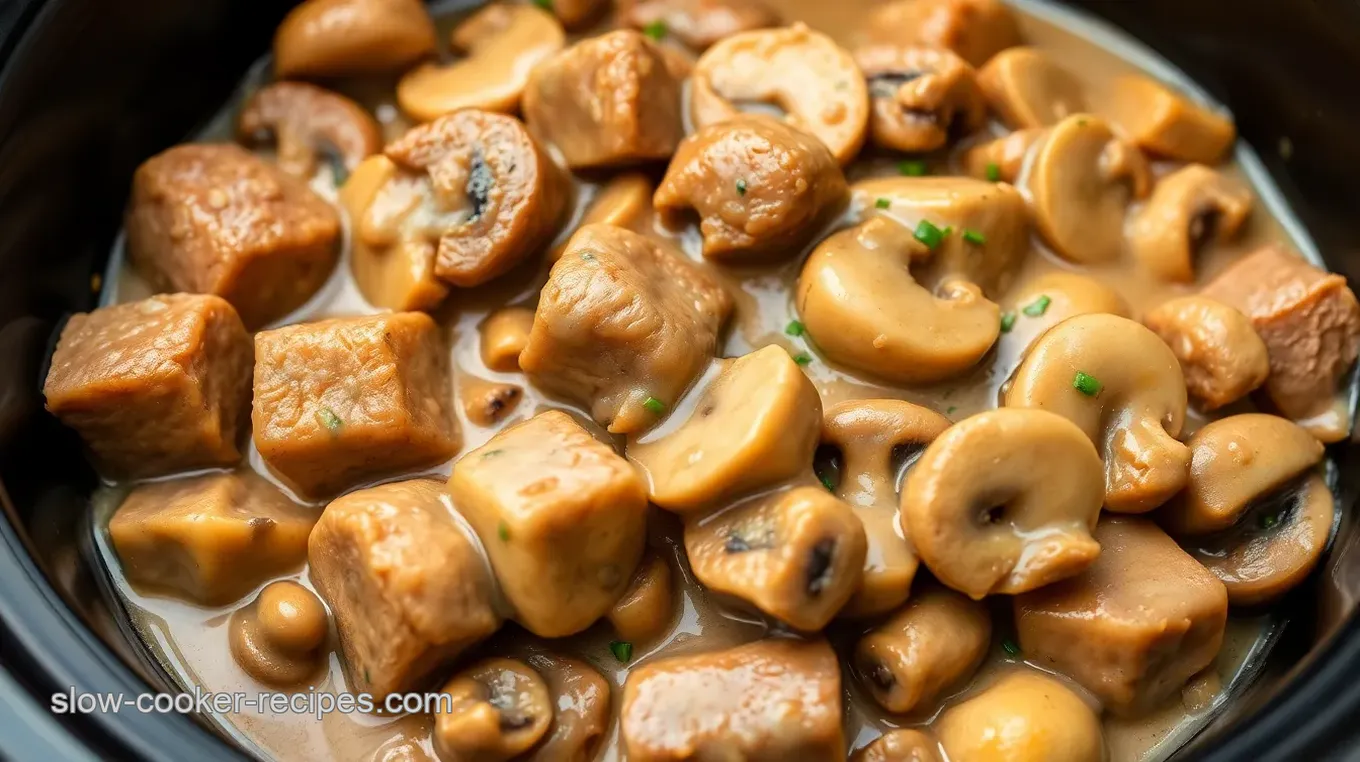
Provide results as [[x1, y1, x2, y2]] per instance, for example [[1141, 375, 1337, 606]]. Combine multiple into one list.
[[1015, 516, 1229, 716], [125, 144, 340, 328], [308, 479, 500, 699], [273, 0, 436, 79], [449, 411, 648, 637], [252, 312, 459, 498], [44, 294, 252, 479], [520, 224, 732, 434], [621, 639, 844, 761], [865, 0, 1021, 67], [109, 471, 315, 605], [620, 0, 780, 50]]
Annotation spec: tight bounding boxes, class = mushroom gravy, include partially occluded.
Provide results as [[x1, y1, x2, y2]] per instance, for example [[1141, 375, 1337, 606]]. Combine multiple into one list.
[[81, 0, 1344, 760]]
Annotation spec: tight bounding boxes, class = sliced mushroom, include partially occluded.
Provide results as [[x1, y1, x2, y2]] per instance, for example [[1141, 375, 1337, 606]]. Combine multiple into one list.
[[461, 378, 523, 427], [480, 307, 535, 372], [544, 0, 611, 30], [1160, 414, 1324, 537], [1006, 314, 1191, 513], [273, 0, 437, 79], [1023, 114, 1151, 264], [606, 552, 676, 643], [228, 581, 328, 687], [397, 4, 565, 123], [935, 671, 1103, 762], [853, 584, 990, 713], [523, 655, 611, 762], [1103, 75, 1237, 164], [237, 82, 382, 179], [628, 346, 822, 513], [999, 271, 1131, 359], [654, 115, 848, 261], [551, 174, 655, 261], [796, 218, 1000, 384], [855, 46, 987, 153], [685, 486, 867, 631], [384, 110, 568, 287], [853, 731, 943, 762], [434, 657, 553, 762], [1144, 296, 1269, 411], [960, 127, 1045, 183], [621, 0, 780, 50], [690, 24, 870, 165], [863, 0, 1021, 67], [977, 47, 1085, 129], [821, 400, 951, 617], [1129, 164, 1253, 282], [901, 408, 1104, 598]]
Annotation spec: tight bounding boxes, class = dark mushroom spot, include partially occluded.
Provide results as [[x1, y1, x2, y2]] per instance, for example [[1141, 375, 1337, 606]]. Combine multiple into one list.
[[863, 659, 896, 691], [499, 712, 534, 730], [805, 538, 837, 596], [814, 444, 843, 491], [699, 404, 716, 418], [869, 71, 925, 99], [466, 149, 494, 221], [1189, 207, 1220, 252], [892, 442, 928, 491], [724, 526, 775, 553], [979, 505, 1006, 525]]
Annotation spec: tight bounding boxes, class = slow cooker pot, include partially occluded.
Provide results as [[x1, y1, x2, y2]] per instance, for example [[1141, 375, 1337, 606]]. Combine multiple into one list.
[[1, 0, 1359, 759]]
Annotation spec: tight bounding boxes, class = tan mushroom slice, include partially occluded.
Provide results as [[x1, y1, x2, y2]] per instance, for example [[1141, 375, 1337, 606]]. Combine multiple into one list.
[[628, 346, 822, 514], [228, 581, 328, 687], [1130, 165, 1253, 282], [1023, 114, 1151, 264], [1144, 296, 1269, 411], [960, 127, 1046, 183], [434, 657, 553, 762], [864, 0, 1021, 67], [797, 218, 1000, 384], [937, 671, 1103, 762], [855, 46, 987, 153], [654, 115, 848, 261], [622, 0, 780, 49], [821, 399, 951, 617], [397, 4, 565, 122], [479, 307, 535, 372], [460, 377, 523, 427], [685, 486, 867, 631], [606, 552, 676, 643], [551, 174, 655, 261], [236, 82, 381, 179], [1160, 414, 1324, 537], [384, 110, 568, 287], [999, 272, 1131, 360], [691, 24, 870, 165], [977, 47, 1085, 129], [273, 0, 437, 79], [853, 585, 990, 714], [852, 730, 943, 762], [1005, 313, 1191, 513], [522, 654, 611, 762], [1103, 75, 1237, 164], [901, 408, 1104, 598]]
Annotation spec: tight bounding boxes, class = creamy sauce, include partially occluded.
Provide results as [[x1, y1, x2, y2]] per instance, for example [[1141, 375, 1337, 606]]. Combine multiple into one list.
[[87, 1, 1329, 760]]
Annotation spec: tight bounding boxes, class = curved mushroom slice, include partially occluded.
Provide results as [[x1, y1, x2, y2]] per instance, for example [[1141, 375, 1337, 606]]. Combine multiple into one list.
[[460, 378, 523, 427], [524, 31, 684, 169], [621, 0, 780, 49], [936, 671, 1104, 761], [479, 307, 535, 372], [691, 24, 870, 165], [1023, 114, 1150, 264], [1189, 472, 1335, 606], [864, 0, 1021, 67], [621, 639, 844, 762], [853, 731, 943, 762], [1016, 516, 1229, 717], [397, 4, 565, 122], [434, 657, 553, 762], [797, 219, 999, 385], [1160, 414, 1324, 537], [853, 585, 990, 713], [1104, 75, 1237, 164], [855, 46, 987, 153], [237, 82, 381, 179], [821, 399, 951, 617], [1006, 313, 1191, 513], [960, 127, 1045, 183], [1000, 271, 1131, 356], [901, 408, 1104, 599], [686, 486, 867, 631], [551, 174, 655, 261], [977, 47, 1085, 129], [228, 581, 329, 687], [1130, 165, 1253, 282], [655, 115, 848, 261], [273, 0, 436, 79], [1144, 296, 1269, 411], [521, 225, 732, 435], [606, 552, 676, 643], [523, 655, 611, 762]]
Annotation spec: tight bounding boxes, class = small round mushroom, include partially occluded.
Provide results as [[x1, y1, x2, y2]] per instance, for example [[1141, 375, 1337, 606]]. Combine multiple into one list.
[[236, 82, 382, 180], [273, 0, 437, 80], [1144, 295, 1270, 411], [999, 271, 1131, 360], [977, 47, 1085, 129], [960, 127, 1046, 183], [397, 4, 566, 123], [1005, 313, 1192, 513], [1103, 75, 1237, 164], [461, 378, 523, 427], [479, 307, 535, 372], [1129, 164, 1254, 282], [690, 24, 870, 165], [863, 0, 1021, 67], [1160, 414, 1324, 537], [620, 0, 780, 50], [821, 399, 951, 617], [901, 408, 1104, 598], [654, 115, 848, 261], [1023, 113, 1151, 264], [522, 655, 611, 762], [796, 218, 1000, 385], [433, 657, 553, 762], [935, 671, 1104, 762], [627, 346, 823, 513], [229, 581, 329, 687], [551, 174, 655, 261], [853, 730, 943, 762], [606, 552, 676, 643], [854, 46, 987, 153]]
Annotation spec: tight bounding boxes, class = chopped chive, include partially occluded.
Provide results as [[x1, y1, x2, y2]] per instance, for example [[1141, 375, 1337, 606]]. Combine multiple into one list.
[[985, 162, 1001, 182], [898, 160, 928, 177], [1076, 117, 1088, 126], [946, 406, 957, 414], [481, 448, 505, 459], [642, 19, 667, 40], [1073, 371, 1102, 397], [962, 229, 987, 245], [818, 472, 836, 491], [317, 407, 343, 433], [792, 352, 813, 366], [1000, 312, 1017, 333], [643, 396, 666, 414], [875, 197, 891, 209], [580, 251, 596, 262], [913, 219, 945, 250], [941, 226, 954, 237], [363, 667, 371, 684], [609, 641, 633, 663], [736, 178, 747, 196], [785, 319, 806, 337], [1259, 512, 1281, 530], [1002, 639, 1021, 656], [498, 522, 511, 542], [1022, 295, 1051, 317]]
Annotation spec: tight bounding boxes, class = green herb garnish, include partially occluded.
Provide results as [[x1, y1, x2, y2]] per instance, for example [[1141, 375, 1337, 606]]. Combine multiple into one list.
[[1022, 295, 1051, 317], [736, 179, 747, 196], [532, 0, 553, 9], [317, 407, 343, 433], [1002, 639, 1021, 656], [1260, 512, 1281, 530], [946, 406, 957, 414], [1073, 371, 1102, 397], [643, 396, 666, 414], [642, 19, 667, 40], [498, 522, 511, 542], [962, 229, 987, 245], [610, 641, 633, 663], [985, 162, 1001, 182], [818, 472, 836, 491], [1000, 312, 1017, 333], [913, 219, 945, 250], [785, 320, 806, 337], [875, 197, 891, 209], [898, 160, 927, 177], [792, 352, 813, 366]]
